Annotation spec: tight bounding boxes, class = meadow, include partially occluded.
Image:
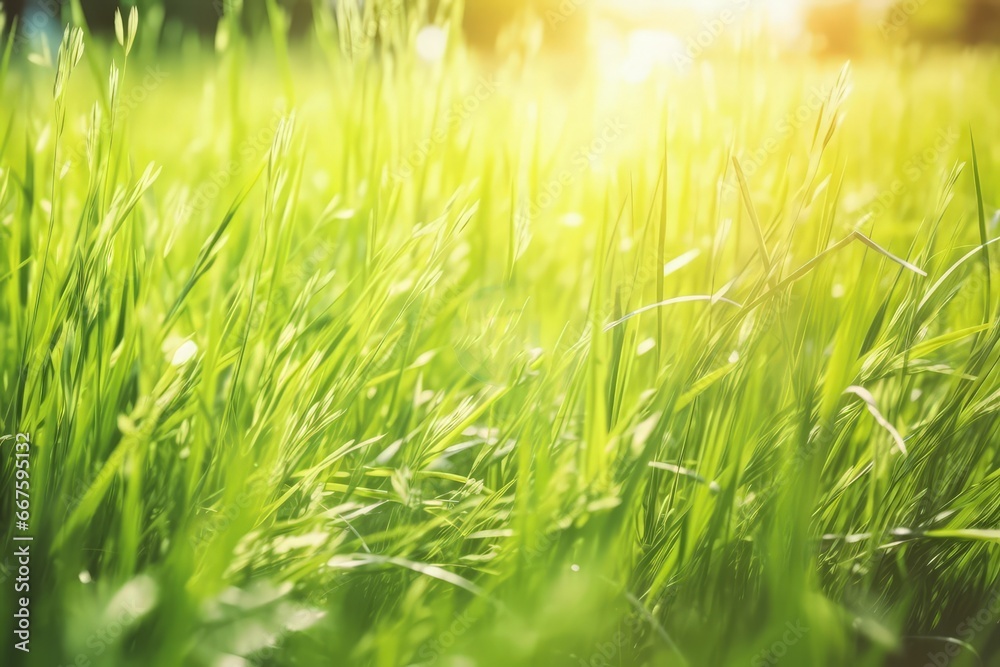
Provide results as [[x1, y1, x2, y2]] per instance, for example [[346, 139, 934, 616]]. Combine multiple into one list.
[[2, 1, 1000, 665]]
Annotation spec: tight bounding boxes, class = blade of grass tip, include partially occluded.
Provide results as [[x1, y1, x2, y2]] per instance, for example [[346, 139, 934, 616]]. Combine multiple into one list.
[[851, 231, 927, 277], [164, 161, 266, 327], [604, 295, 743, 332], [327, 554, 488, 599], [604, 194, 630, 270], [810, 99, 826, 150], [844, 385, 908, 456], [971, 130, 991, 323], [902, 636, 980, 661], [732, 157, 776, 288], [630, 160, 664, 302], [604, 197, 632, 423], [917, 237, 1000, 313], [922, 529, 1000, 543], [742, 230, 926, 315], [67, 0, 109, 115]]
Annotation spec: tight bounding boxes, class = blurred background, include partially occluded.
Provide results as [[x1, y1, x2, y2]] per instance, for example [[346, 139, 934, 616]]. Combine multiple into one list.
[[3, 0, 1000, 56]]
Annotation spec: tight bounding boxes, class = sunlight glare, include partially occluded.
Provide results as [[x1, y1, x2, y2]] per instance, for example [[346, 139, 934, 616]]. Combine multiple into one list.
[[415, 25, 448, 62], [622, 29, 685, 83]]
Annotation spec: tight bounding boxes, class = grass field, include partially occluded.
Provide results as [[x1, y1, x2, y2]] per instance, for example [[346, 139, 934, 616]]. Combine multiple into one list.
[[3, 1, 1000, 665]]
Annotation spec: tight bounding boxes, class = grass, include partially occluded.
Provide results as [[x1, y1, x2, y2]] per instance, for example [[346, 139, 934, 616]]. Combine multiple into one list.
[[2, 2, 1000, 666]]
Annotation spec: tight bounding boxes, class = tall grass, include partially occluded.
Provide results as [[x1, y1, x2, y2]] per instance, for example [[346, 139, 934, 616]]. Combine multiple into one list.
[[2, 2, 1000, 666]]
